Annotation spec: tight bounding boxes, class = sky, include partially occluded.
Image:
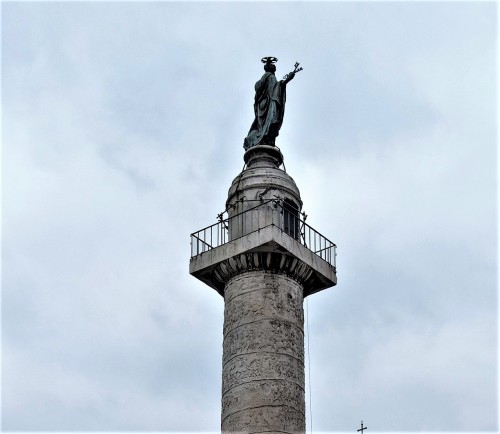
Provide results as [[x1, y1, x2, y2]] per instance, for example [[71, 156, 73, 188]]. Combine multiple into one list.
[[1, 1, 498, 432]]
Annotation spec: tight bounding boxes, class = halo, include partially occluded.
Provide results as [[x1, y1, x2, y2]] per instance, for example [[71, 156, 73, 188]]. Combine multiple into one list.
[[261, 56, 278, 64]]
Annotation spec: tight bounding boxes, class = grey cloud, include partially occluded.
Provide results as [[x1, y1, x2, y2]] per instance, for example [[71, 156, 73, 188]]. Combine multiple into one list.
[[2, 1, 496, 432]]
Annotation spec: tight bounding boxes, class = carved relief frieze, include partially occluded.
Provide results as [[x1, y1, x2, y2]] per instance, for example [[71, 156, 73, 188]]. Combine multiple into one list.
[[223, 274, 304, 336], [222, 404, 305, 433], [223, 319, 304, 364], [221, 379, 304, 420], [222, 352, 305, 393]]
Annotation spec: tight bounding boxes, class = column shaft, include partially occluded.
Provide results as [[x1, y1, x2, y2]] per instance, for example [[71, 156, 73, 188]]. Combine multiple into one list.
[[221, 270, 305, 434]]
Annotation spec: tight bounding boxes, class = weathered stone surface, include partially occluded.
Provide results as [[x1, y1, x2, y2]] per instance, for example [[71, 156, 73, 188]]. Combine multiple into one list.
[[189, 231, 336, 296], [227, 145, 302, 225], [190, 145, 337, 434], [222, 380, 304, 419], [222, 404, 305, 434], [222, 351, 304, 392], [223, 319, 304, 364], [214, 251, 315, 291], [222, 271, 305, 434], [223, 272, 304, 336]]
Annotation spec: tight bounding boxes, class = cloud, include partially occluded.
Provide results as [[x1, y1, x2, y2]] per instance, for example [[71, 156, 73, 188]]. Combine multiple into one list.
[[2, 1, 496, 432]]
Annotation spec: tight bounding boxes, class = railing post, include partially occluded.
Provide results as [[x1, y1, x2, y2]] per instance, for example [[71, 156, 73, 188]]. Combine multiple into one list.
[[190, 201, 336, 267]]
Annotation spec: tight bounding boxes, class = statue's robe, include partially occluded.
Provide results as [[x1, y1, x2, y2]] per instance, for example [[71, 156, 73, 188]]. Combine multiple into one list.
[[244, 72, 287, 150]]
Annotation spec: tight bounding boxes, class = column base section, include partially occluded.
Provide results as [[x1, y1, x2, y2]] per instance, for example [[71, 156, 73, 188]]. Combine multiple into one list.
[[222, 403, 305, 434]]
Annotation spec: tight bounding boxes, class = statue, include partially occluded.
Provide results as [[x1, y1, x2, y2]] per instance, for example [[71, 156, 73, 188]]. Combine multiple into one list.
[[243, 57, 303, 150]]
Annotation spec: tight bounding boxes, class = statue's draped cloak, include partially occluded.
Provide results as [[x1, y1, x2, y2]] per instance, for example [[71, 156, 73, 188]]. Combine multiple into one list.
[[244, 72, 287, 150]]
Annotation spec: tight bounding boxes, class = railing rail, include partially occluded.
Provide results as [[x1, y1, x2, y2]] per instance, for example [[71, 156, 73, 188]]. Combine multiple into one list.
[[190, 199, 336, 267]]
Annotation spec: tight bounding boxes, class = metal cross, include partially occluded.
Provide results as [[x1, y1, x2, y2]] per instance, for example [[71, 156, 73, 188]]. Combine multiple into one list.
[[357, 421, 368, 433]]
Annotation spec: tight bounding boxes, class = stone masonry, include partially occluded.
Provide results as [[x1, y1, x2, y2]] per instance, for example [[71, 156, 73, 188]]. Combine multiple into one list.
[[190, 145, 336, 434], [221, 271, 306, 432]]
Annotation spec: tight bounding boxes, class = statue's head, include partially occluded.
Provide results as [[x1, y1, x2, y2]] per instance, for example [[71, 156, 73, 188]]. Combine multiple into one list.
[[261, 56, 278, 74], [264, 63, 276, 73]]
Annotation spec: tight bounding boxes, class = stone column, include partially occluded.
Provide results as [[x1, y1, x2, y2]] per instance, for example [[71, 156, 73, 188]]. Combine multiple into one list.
[[189, 145, 337, 434], [220, 257, 308, 434]]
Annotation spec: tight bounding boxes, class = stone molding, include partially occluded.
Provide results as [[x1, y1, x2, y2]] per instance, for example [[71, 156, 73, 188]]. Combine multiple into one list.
[[243, 144, 284, 168], [213, 252, 314, 289], [189, 224, 336, 296]]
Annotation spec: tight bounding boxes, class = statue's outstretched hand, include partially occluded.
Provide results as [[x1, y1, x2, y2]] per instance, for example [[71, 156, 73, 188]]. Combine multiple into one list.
[[283, 71, 295, 84], [282, 62, 302, 82]]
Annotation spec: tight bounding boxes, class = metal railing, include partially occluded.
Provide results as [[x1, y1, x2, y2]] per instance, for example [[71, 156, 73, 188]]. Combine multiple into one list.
[[190, 200, 336, 267]]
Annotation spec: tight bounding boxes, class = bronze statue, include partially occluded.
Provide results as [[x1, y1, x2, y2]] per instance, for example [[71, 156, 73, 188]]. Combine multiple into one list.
[[243, 57, 302, 150]]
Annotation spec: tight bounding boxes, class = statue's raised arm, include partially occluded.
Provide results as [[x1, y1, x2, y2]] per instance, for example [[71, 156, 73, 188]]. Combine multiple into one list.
[[243, 57, 302, 151], [282, 62, 303, 84]]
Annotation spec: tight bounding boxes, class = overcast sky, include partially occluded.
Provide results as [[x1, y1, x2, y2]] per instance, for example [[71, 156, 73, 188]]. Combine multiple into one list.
[[2, 1, 497, 433]]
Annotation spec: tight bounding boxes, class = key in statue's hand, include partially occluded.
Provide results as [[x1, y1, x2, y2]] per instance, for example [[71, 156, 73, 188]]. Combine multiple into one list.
[[283, 62, 303, 80]]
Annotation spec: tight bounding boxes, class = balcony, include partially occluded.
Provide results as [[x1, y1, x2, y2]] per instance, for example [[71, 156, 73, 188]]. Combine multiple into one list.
[[190, 199, 336, 268]]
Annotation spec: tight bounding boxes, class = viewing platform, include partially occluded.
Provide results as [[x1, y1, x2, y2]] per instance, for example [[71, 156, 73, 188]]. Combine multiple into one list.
[[190, 199, 337, 297]]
